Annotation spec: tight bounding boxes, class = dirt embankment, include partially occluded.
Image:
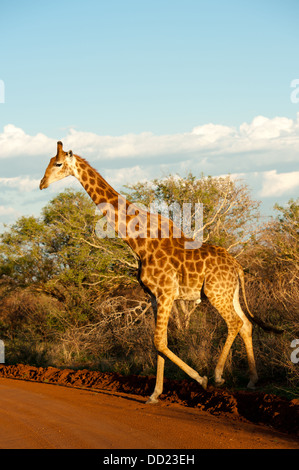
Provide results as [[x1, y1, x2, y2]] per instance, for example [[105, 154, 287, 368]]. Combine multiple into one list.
[[0, 364, 298, 437]]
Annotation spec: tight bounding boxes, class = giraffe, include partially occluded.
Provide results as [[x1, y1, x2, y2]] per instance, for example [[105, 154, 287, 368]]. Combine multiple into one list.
[[40, 141, 282, 403]]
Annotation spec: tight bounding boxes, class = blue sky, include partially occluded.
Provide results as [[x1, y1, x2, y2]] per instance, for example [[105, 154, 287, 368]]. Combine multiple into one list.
[[0, 0, 299, 227]]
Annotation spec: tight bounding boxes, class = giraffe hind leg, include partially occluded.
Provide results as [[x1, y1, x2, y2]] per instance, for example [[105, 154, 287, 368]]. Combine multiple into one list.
[[206, 282, 258, 388], [233, 282, 258, 388], [214, 315, 243, 386], [205, 286, 243, 386]]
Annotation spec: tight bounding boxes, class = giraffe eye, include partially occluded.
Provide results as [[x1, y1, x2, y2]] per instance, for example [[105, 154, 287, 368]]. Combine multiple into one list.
[[55, 163, 63, 167]]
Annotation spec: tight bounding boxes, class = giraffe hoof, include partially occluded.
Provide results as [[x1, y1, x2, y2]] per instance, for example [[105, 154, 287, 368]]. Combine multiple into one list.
[[247, 380, 257, 390], [146, 396, 159, 405], [215, 378, 225, 387]]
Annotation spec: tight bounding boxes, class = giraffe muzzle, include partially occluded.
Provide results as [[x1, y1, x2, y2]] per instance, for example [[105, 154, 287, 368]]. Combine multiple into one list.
[[39, 177, 48, 190]]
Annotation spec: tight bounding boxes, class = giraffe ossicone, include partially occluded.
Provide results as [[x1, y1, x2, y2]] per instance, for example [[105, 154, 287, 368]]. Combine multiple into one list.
[[40, 141, 282, 402]]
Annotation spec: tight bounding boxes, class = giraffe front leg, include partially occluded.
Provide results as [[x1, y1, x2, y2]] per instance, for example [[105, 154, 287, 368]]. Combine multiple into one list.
[[147, 295, 207, 404], [146, 353, 165, 404], [146, 294, 165, 404], [157, 337, 207, 390]]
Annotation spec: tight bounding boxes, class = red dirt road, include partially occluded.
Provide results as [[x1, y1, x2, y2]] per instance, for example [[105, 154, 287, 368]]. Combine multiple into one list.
[[0, 377, 298, 449]]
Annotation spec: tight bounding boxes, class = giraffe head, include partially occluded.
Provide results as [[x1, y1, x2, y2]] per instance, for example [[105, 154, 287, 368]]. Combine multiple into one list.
[[40, 141, 75, 190]]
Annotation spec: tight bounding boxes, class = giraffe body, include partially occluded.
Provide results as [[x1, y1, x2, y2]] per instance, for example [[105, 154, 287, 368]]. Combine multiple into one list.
[[40, 142, 278, 402], [137, 238, 257, 401]]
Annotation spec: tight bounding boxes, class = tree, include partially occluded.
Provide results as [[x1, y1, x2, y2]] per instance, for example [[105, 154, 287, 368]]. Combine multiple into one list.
[[0, 189, 142, 366], [41, 188, 137, 293], [124, 172, 260, 254], [0, 215, 52, 286], [0, 189, 137, 298], [271, 198, 299, 275], [244, 198, 299, 316], [239, 199, 299, 390]]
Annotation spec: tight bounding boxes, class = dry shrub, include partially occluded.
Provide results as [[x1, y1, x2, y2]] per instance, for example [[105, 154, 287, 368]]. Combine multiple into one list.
[[0, 289, 59, 365], [0, 262, 297, 393], [50, 294, 156, 373], [242, 273, 299, 392]]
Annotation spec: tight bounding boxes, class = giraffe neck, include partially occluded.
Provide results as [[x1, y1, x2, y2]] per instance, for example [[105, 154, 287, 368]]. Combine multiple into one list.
[[73, 155, 191, 255], [73, 155, 148, 254], [74, 155, 121, 206]]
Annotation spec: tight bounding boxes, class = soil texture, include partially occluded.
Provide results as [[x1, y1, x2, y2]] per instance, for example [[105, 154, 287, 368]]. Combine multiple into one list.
[[0, 364, 298, 449]]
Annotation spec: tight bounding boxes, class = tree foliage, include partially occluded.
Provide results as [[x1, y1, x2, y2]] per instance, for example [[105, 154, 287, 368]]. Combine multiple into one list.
[[124, 172, 260, 253], [0, 189, 136, 293]]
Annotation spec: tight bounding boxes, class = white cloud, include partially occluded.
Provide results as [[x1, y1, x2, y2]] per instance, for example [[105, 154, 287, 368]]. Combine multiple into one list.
[[0, 205, 18, 216], [260, 170, 299, 197], [240, 116, 294, 140], [0, 176, 41, 192], [0, 114, 298, 228], [1, 113, 299, 163], [0, 124, 54, 158], [104, 165, 148, 189], [191, 123, 235, 143]]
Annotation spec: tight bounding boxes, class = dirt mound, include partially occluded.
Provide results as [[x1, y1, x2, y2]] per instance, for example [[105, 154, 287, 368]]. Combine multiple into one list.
[[0, 364, 298, 437]]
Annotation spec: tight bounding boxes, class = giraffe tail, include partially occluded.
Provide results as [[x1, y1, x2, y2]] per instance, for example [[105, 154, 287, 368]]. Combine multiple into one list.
[[237, 266, 284, 334]]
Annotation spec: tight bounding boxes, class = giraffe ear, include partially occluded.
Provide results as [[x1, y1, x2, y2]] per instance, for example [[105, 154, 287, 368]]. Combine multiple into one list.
[[68, 150, 73, 157]]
